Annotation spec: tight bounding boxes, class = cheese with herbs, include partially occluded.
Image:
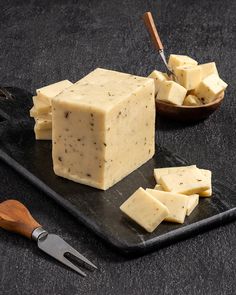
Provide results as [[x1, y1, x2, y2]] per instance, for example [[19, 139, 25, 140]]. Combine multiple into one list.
[[168, 54, 198, 73], [186, 194, 199, 216], [32, 97, 51, 115], [146, 189, 188, 224], [198, 62, 218, 80], [154, 165, 197, 183], [52, 68, 155, 190], [34, 126, 52, 140], [175, 65, 201, 90], [148, 70, 168, 95], [120, 187, 169, 232], [183, 95, 202, 106], [156, 80, 187, 105]]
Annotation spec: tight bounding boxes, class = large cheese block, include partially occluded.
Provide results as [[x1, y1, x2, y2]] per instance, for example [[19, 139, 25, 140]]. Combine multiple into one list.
[[37, 80, 73, 104], [52, 68, 155, 190], [159, 168, 210, 195], [146, 189, 188, 224], [154, 165, 197, 183], [120, 188, 169, 232]]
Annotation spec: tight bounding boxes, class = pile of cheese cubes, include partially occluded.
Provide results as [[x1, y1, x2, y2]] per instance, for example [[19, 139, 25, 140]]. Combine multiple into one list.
[[30, 80, 73, 140], [120, 165, 212, 233], [149, 54, 228, 106]]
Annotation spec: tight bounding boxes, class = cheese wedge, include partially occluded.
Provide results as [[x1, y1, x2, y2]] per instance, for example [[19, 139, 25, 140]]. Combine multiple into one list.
[[120, 188, 169, 232], [32, 96, 51, 114], [146, 189, 188, 224], [148, 70, 168, 95], [34, 126, 52, 140], [154, 165, 197, 183], [159, 168, 210, 195], [36, 80, 73, 104], [186, 194, 199, 216]]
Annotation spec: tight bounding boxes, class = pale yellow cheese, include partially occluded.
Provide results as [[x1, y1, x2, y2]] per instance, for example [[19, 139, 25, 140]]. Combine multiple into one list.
[[156, 80, 187, 106], [34, 126, 52, 140], [168, 54, 198, 73], [36, 80, 73, 104], [120, 188, 169, 232], [32, 96, 51, 114], [148, 70, 168, 95], [199, 169, 212, 197], [154, 184, 164, 191], [183, 95, 202, 106], [186, 194, 199, 216], [194, 74, 228, 104], [52, 68, 155, 190], [146, 189, 188, 224], [35, 118, 52, 130], [198, 62, 218, 80], [175, 65, 202, 90], [154, 165, 197, 183], [159, 168, 210, 195]]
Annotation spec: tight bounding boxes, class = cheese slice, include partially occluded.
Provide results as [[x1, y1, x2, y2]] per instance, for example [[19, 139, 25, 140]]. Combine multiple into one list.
[[35, 118, 52, 130], [52, 68, 155, 190], [199, 169, 212, 197], [186, 194, 199, 216], [154, 184, 164, 191], [120, 187, 169, 232], [36, 80, 73, 104], [32, 96, 51, 114], [154, 165, 197, 183], [159, 168, 210, 195], [34, 126, 52, 140], [146, 189, 188, 224]]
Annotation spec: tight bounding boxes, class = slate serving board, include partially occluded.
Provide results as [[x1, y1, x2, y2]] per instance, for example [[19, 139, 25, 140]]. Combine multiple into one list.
[[0, 87, 235, 255]]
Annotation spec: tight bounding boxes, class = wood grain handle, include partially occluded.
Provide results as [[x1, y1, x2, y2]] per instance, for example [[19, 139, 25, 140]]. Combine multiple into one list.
[[143, 11, 163, 51], [0, 200, 41, 239]]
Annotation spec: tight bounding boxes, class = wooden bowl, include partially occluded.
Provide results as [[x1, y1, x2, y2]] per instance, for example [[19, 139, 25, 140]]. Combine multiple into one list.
[[156, 92, 224, 122]]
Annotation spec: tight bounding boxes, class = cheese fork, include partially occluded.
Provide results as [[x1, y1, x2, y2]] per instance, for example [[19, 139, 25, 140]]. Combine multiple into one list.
[[0, 199, 97, 277], [143, 11, 176, 79]]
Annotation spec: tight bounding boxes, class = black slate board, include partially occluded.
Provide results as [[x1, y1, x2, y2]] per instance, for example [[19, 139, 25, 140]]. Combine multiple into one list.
[[0, 87, 235, 254]]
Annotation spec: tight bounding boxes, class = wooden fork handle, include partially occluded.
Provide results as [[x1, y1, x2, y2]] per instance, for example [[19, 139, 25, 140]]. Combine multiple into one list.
[[0, 200, 41, 239], [143, 11, 163, 51]]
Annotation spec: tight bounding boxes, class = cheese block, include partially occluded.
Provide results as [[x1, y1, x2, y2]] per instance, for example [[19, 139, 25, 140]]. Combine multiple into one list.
[[154, 184, 164, 191], [148, 70, 168, 95], [52, 68, 155, 190], [194, 74, 228, 104], [154, 165, 197, 183], [175, 65, 202, 90], [186, 194, 199, 216], [168, 54, 198, 73], [198, 62, 218, 80], [199, 169, 212, 197], [156, 80, 187, 106], [37, 80, 73, 104], [32, 96, 51, 115], [183, 94, 202, 106], [35, 118, 52, 130], [34, 126, 52, 140], [159, 168, 209, 195], [146, 189, 188, 224], [120, 187, 169, 232]]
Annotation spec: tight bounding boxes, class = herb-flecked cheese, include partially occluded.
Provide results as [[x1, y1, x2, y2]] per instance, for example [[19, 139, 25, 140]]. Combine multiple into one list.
[[52, 68, 155, 190]]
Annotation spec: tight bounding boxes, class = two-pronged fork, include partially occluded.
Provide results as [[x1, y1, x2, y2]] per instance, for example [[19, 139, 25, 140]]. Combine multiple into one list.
[[0, 199, 97, 277]]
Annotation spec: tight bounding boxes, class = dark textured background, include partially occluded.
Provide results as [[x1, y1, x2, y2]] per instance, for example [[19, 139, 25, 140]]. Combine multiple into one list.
[[0, 0, 235, 294]]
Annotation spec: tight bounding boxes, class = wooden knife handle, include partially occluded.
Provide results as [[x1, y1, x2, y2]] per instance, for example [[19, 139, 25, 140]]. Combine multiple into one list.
[[0, 200, 41, 239], [143, 11, 163, 51]]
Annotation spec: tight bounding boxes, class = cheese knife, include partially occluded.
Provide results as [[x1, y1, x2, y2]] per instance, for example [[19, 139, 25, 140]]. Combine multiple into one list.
[[0, 199, 97, 277]]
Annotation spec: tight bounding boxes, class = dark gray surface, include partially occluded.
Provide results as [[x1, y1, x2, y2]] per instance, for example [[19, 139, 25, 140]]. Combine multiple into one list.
[[0, 0, 235, 294]]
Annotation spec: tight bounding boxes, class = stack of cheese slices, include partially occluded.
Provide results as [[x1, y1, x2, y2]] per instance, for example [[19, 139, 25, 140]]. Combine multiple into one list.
[[30, 80, 73, 140], [120, 165, 212, 233], [149, 54, 228, 106]]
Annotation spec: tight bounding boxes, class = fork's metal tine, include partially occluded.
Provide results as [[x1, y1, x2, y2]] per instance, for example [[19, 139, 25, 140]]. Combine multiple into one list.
[[60, 255, 87, 277], [65, 244, 97, 270]]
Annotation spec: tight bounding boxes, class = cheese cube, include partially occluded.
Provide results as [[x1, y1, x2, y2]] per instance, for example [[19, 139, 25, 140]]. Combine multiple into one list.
[[168, 54, 198, 73], [159, 168, 210, 195], [32, 96, 51, 115], [154, 165, 197, 183], [199, 169, 212, 197], [52, 68, 155, 190], [146, 189, 188, 224], [148, 70, 168, 95], [175, 65, 202, 90], [36, 80, 73, 104], [198, 62, 218, 80], [120, 188, 169, 232], [35, 118, 52, 130], [194, 74, 228, 104], [34, 126, 52, 140], [183, 95, 202, 106], [156, 81, 187, 106], [154, 184, 164, 191], [186, 194, 199, 216]]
